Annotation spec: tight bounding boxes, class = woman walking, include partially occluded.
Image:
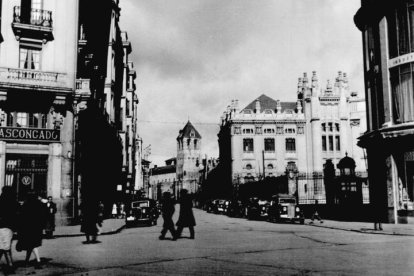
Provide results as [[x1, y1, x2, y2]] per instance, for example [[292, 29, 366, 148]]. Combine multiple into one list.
[[176, 189, 196, 239], [0, 186, 19, 273], [16, 191, 47, 269]]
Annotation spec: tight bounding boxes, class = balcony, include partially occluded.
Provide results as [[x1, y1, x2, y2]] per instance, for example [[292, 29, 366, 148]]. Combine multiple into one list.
[[12, 6, 54, 43], [75, 79, 91, 97], [0, 67, 67, 88]]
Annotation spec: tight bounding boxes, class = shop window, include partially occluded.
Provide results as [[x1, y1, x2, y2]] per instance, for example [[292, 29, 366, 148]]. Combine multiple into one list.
[[285, 138, 296, 152], [264, 138, 275, 152], [16, 112, 28, 127], [243, 138, 254, 152]]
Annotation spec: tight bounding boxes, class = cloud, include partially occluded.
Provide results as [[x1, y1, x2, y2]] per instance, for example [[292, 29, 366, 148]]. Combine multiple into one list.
[[120, 0, 364, 166]]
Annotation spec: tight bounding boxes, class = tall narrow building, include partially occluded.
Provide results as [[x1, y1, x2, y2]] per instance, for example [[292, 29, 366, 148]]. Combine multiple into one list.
[[176, 121, 202, 195]]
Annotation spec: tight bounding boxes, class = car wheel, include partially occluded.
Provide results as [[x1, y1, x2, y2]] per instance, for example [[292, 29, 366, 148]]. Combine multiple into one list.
[[300, 219, 305, 225]]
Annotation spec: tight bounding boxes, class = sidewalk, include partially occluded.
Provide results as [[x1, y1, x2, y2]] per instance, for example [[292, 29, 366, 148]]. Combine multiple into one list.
[[307, 218, 414, 236], [53, 218, 126, 238]]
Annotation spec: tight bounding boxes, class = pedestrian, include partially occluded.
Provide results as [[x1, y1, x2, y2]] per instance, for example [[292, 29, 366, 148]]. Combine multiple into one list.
[[112, 203, 118, 218], [175, 189, 196, 239], [80, 201, 100, 244], [373, 206, 383, 231], [16, 191, 47, 269], [0, 186, 19, 273], [120, 203, 126, 219], [159, 192, 176, 241], [310, 200, 323, 224], [44, 196, 57, 239]]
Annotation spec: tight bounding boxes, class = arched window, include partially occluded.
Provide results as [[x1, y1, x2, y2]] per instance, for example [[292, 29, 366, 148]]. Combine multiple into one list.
[[245, 164, 252, 170], [267, 164, 274, 170]]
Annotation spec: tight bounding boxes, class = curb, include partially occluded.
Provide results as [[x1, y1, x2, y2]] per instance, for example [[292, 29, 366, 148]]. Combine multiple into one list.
[[52, 224, 126, 239], [307, 223, 414, 237]]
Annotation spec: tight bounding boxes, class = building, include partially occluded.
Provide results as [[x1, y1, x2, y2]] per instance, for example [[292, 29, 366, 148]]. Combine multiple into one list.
[[176, 121, 202, 195], [149, 158, 176, 200], [354, 0, 414, 222], [0, 0, 139, 224], [218, 71, 367, 203]]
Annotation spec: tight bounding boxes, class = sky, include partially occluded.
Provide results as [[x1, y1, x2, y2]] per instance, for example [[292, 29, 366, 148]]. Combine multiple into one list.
[[120, 0, 364, 167]]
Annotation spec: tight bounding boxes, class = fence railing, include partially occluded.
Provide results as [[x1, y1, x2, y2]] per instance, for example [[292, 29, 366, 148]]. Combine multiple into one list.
[[13, 6, 53, 28]]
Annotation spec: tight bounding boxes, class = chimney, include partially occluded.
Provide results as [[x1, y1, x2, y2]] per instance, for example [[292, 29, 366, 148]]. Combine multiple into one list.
[[255, 98, 261, 113], [302, 72, 309, 88], [276, 100, 282, 113]]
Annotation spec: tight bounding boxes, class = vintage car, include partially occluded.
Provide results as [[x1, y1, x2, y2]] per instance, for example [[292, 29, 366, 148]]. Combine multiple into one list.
[[125, 199, 159, 227], [226, 200, 244, 218], [246, 198, 270, 220], [206, 199, 218, 213], [215, 199, 229, 214], [267, 194, 304, 224]]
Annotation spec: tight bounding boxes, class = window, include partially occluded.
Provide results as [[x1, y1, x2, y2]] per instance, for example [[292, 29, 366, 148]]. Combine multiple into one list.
[[322, 136, 327, 151], [335, 136, 341, 151], [264, 128, 275, 134], [322, 123, 326, 132], [285, 138, 295, 152], [242, 128, 254, 134], [285, 127, 296, 134], [245, 164, 252, 170], [243, 138, 254, 152], [267, 164, 274, 170], [187, 138, 191, 147], [32, 0, 43, 9], [264, 138, 275, 152], [19, 47, 40, 70], [194, 139, 198, 149], [244, 110, 252, 114], [264, 109, 273, 114], [328, 136, 333, 151], [16, 113, 28, 127], [390, 64, 414, 123]]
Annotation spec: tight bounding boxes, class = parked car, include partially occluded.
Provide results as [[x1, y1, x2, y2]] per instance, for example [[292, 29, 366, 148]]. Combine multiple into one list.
[[215, 199, 229, 214], [206, 199, 218, 213], [246, 197, 270, 220], [226, 200, 244, 218], [267, 194, 304, 224], [126, 199, 159, 227]]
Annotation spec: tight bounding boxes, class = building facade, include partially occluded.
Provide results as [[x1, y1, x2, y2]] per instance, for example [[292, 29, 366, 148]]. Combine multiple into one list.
[[149, 158, 176, 200], [0, 0, 140, 224], [176, 121, 202, 195], [354, 0, 414, 222], [218, 71, 367, 203]]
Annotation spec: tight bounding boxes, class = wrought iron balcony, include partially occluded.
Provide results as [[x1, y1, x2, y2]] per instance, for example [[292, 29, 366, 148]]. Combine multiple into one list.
[[12, 6, 54, 42], [0, 67, 67, 89]]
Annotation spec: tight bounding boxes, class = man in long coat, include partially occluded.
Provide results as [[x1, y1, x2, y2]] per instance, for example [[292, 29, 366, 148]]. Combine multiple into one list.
[[159, 192, 176, 240], [44, 196, 57, 238], [176, 189, 196, 239]]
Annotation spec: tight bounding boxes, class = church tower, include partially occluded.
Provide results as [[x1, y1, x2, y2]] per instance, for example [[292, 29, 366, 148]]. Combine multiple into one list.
[[176, 121, 202, 195]]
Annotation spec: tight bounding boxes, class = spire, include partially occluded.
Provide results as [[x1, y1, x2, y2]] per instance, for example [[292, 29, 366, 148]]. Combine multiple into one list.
[[311, 71, 318, 88], [276, 100, 281, 113], [326, 79, 333, 94], [302, 72, 308, 88], [296, 100, 302, 114]]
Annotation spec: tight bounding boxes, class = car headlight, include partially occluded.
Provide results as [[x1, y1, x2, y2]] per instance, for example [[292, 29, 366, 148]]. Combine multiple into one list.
[[142, 209, 146, 213], [296, 207, 300, 212], [283, 207, 287, 211]]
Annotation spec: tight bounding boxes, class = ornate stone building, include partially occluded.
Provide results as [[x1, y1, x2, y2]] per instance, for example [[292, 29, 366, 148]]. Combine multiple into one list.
[[218, 71, 367, 203]]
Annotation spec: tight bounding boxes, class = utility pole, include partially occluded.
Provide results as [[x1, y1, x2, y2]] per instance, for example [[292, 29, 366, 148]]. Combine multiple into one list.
[[262, 150, 265, 179]]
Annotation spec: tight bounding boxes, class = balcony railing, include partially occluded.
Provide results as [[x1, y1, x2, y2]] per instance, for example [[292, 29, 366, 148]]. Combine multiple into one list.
[[13, 6, 53, 27], [0, 67, 67, 88], [12, 6, 53, 42]]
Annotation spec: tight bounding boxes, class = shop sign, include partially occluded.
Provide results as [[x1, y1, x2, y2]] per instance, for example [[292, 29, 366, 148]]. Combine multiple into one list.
[[21, 176, 32, 186], [0, 127, 60, 143], [389, 53, 414, 68]]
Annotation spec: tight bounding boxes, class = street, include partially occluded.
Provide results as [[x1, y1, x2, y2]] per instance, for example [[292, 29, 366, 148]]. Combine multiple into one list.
[[10, 208, 414, 276]]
